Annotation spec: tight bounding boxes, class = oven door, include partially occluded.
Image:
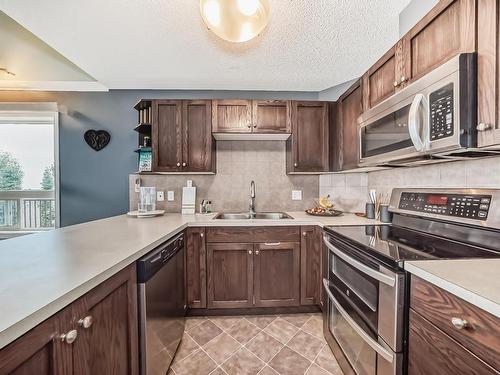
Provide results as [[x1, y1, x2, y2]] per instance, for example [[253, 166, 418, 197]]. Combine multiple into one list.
[[323, 235, 404, 375]]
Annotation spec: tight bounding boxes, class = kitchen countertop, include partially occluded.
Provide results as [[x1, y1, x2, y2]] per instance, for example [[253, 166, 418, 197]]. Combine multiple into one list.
[[405, 259, 500, 318], [0, 211, 377, 349]]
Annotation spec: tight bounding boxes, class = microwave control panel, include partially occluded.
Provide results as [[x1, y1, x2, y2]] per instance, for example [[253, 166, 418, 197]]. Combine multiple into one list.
[[399, 192, 491, 220], [429, 83, 454, 141]]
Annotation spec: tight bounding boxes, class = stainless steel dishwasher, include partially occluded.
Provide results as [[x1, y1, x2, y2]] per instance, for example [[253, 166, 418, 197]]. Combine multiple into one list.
[[137, 232, 186, 375]]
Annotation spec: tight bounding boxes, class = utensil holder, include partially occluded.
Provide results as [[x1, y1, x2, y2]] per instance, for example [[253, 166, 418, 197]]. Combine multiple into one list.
[[380, 204, 392, 223], [365, 203, 375, 219]]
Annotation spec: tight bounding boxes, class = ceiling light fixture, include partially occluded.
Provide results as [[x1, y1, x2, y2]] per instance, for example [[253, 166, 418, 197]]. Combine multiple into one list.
[[0, 67, 16, 76], [200, 0, 270, 43]]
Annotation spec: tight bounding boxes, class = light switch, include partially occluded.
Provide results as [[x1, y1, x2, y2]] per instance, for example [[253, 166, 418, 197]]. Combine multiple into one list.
[[292, 190, 302, 201], [156, 191, 164, 201], [167, 191, 175, 201]]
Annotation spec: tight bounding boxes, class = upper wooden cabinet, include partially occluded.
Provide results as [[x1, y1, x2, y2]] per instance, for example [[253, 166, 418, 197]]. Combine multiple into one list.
[[401, 0, 476, 85], [212, 100, 252, 133], [152, 100, 215, 173], [287, 101, 329, 173], [477, 0, 500, 147], [252, 100, 291, 133], [212, 99, 291, 134], [338, 81, 363, 170]]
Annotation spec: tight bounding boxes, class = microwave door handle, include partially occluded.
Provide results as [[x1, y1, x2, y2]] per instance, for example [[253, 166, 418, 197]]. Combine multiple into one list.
[[408, 93, 429, 152], [323, 236, 396, 287], [323, 279, 395, 363]]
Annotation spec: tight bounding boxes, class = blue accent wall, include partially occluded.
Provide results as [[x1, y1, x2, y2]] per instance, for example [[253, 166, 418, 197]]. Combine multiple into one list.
[[0, 90, 318, 226]]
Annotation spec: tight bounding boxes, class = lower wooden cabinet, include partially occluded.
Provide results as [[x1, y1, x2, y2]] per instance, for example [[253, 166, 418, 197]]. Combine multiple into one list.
[[207, 243, 254, 309], [186, 227, 207, 308], [254, 242, 300, 307], [0, 265, 138, 375], [300, 226, 321, 306]]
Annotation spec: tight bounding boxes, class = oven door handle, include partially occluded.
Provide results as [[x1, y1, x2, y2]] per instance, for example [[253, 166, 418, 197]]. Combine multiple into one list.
[[323, 278, 394, 363], [408, 93, 429, 152], [323, 236, 396, 287]]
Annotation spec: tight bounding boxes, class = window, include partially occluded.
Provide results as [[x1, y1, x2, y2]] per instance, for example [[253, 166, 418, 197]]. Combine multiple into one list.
[[0, 105, 59, 236]]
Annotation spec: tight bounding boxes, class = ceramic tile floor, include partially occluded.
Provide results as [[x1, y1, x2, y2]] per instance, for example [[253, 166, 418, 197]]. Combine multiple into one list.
[[168, 313, 344, 375]]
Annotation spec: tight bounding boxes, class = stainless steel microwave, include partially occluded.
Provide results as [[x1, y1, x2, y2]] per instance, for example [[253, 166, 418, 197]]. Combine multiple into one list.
[[358, 53, 477, 167]]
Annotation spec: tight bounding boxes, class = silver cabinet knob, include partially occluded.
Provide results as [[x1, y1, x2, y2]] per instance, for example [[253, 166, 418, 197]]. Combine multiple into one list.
[[451, 317, 469, 330], [200, 232, 204, 238], [176, 162, 181, 167], [400, 75, 406, 83], [393, 81, 399, 88], [477, 123, 492, 132], [248, 250, 252, 255], [182, 162, 187, 167], [302, 232, 307, 236], [294, 162, 298, 167], [255, 250, 259, 255], [60, 329, 78, 344], [253, 124, 257, 128], [247, 124, 251, 128], [78, 316, 93, 329]]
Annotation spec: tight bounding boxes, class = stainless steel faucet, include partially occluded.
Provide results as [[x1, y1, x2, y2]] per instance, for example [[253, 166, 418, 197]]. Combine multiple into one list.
[[249, 180, 256, 216]]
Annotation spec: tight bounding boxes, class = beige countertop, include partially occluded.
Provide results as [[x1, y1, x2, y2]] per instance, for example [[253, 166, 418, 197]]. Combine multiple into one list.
[[405, 259, 500, 318], [0, 211, 377, 349]]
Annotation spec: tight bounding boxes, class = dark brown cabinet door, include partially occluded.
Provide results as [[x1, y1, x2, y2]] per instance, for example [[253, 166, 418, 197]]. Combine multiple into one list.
[[212, 100, 252, 133], [72, 265, 138, 375], [186, 227, 207, 308], [477, 0, 500, 147], [252, 100, 291, 133], [152, 100, 183, 172], [288, 101, 329, 173], [253, 242, 300, 307], [300, 227, 321, 306], [0, 311, 69, 375], [408, 309, 498, 375], [338, 80, 363, 170], [183, 100, 215, 172], [401, 0, 476, 84], [207, 243, 254, 308]]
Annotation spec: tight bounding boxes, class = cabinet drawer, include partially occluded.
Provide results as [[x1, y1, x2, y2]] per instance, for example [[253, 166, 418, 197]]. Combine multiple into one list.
[[411, 276, 500, 370], [206, 226, 300, 243], [408, 309, 499, 375]]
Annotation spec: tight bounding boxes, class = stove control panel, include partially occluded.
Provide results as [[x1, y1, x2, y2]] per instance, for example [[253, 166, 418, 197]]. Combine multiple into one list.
[[398, 192, 491, 220]]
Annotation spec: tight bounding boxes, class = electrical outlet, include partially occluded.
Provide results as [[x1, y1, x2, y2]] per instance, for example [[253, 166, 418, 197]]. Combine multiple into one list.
[[134, 178, 141, 193], [292, 190, 302, 201], [156, 191, 164, 201], [167, 191, 175, 201]]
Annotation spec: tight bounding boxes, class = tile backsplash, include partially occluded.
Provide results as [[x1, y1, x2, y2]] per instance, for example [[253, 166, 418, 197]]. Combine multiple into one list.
[[130, 141, 319, 213], [320, 156, 500, 213]]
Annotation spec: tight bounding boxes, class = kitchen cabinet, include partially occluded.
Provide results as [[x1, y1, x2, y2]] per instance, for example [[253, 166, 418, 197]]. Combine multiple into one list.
[[300, 226, 321, 306], [212, 100, 252, 133], [287, 101, 329, 173], [477, 0, 500, 147], [186, 227, 207, 308], [338, 80, 363, 170], [0, 265, 138, 375], [401, 0, 476, 86], [252, 100, 291, 133], [408, 276, 500, 374], [254, 242, 300, 307], [362, 43, 406, 110], [152, 100, 215, 173], [207, 243, 254, 309]]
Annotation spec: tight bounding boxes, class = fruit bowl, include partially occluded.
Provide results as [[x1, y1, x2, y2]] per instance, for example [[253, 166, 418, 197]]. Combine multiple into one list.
[[306, 195, 343, 217]]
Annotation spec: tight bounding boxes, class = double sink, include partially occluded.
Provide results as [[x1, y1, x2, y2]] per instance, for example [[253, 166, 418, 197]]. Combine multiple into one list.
[[213, 212, 294, 220]]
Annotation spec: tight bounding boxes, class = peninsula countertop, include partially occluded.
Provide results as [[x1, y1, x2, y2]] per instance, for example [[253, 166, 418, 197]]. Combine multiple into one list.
[[0, 211, 378, 349], [405, 259, 500, 318]]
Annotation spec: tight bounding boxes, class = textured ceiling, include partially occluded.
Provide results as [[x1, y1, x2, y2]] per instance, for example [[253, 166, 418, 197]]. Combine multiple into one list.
[[0, 0, 411, 91]]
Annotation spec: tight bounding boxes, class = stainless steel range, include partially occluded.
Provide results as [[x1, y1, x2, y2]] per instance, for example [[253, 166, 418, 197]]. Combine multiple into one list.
[[322, 188, 500, 375]]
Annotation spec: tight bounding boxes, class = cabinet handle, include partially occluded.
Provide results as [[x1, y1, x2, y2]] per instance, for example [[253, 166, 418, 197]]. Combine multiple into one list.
[[59, 329, 78, 344], [247, 124, 251, 128], [253, 124, 257, 128], [477, 123, 492, 132], [294, 162, 298, 168], [302, 232, 307, 237], [451, 317, 470, 330], [393, 81, 399, 88], [200, 232, 204, 238], [400, 75, 406, 83], [176, 162, 181, 167], [78, 316, 93, 329], [255, 250, 260, 255], [248, 250, 253, 255], [182, 162, 187, 167], [264, 242, 281, 246]]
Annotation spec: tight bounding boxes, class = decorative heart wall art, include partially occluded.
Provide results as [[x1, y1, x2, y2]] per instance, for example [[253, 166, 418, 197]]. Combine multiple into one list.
[[84, 130, 111, 151]]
